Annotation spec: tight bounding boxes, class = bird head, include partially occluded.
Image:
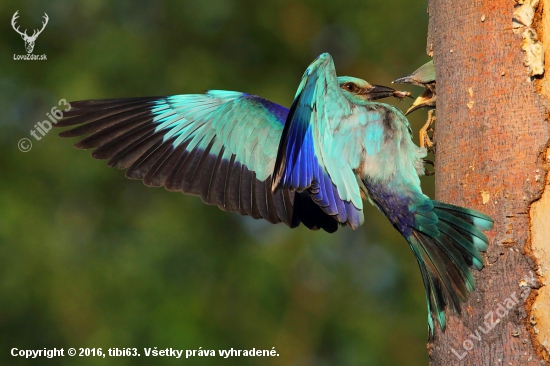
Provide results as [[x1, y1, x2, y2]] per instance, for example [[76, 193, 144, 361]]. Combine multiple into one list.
[[392, 60, 435, 87], [392, 60, 436, 115], [337, 76, 410, 104], [404, 88, 436, 115]]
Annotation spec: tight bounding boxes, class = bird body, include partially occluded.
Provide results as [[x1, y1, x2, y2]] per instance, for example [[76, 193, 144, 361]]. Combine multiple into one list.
[[393, 60, 437, 149], [393, 59, 436, 115], [56, 53, 492, 335]]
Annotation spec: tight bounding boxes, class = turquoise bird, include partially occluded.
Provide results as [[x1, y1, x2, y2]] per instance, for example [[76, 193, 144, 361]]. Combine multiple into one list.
[[56, 53, 492, 335]]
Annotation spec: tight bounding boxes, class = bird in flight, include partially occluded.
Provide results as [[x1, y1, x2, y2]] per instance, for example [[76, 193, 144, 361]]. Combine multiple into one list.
[[56, 53, 492, 336]]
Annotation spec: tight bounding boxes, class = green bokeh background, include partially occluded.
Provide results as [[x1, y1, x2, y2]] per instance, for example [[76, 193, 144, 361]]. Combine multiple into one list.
[[1, 0, 433, 365]]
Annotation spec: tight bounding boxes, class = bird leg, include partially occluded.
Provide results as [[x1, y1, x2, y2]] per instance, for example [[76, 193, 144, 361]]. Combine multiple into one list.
[[419, 110, 436, 151]]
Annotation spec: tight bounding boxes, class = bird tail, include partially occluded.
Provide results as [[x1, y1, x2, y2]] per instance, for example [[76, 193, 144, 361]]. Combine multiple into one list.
[[407, 200, 493, 336]]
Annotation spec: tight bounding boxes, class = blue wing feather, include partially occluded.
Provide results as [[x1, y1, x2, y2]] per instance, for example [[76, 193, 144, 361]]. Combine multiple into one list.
[[273, 53, 364, 229], [56, 92, 340, 232]]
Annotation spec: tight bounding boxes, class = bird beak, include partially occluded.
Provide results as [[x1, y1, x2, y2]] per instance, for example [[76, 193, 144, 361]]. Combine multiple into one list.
[[364, 84, 404, 101], [392, 75, 417, 85], [405, 88, 436, 115]]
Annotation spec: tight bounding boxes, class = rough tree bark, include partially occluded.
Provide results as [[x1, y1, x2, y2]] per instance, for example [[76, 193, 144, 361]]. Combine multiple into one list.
[[426, 0, 550, 364]]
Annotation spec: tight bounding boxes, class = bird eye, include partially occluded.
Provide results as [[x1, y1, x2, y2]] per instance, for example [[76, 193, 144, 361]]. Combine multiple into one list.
[[342, 83, 356, 92]]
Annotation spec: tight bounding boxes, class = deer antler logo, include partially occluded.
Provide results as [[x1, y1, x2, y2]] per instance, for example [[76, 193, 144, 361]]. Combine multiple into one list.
[[11, 11, 48, 54]]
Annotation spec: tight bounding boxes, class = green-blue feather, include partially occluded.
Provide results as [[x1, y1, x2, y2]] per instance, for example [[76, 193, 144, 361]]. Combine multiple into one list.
[[273, 53, 364, 229]]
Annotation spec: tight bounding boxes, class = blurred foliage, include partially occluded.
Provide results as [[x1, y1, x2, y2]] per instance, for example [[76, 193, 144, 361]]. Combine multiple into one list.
[[0, 0, 434, 365]]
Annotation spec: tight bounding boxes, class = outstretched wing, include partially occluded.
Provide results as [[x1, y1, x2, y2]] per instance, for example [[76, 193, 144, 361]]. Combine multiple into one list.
[[273, 53, 366, 229], [56, 91, 340, 232]]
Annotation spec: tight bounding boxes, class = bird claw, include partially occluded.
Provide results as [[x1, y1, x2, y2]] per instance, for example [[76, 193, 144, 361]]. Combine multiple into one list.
[[419, 110, 436, 152], [423, 158, 435, 176]]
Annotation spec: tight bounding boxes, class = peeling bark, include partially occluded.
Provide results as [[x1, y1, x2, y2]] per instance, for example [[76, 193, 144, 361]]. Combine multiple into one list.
[[531, 156, 550, 354], [530, 0, 550, 358], [426, 0, 550, 364]]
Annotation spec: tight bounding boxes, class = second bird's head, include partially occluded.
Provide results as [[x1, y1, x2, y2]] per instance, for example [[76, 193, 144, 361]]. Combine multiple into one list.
[[337, 76, 410, 104]]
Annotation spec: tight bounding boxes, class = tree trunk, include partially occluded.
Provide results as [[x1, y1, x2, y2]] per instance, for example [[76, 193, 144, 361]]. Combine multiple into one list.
[[427, 0, 550, 364]]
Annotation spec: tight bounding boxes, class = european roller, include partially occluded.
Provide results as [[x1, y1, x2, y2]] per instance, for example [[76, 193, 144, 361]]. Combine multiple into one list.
[[56, 53, 492, 336], [393, 60, 436, 149]]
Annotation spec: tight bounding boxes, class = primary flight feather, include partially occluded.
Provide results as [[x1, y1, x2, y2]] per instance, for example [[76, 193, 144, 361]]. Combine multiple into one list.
[[56, 53, 492, 335]]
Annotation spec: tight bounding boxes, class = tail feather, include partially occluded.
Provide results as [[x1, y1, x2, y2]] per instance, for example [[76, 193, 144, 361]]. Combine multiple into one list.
[[431, 231, 475, 293], [416, 258, 444, 332], [433, 200, 491, 251], [409, 200, 493, 336], [433, 200, 494, 232], [436, 221, 483, 270], [410, 231, 470, 312]]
